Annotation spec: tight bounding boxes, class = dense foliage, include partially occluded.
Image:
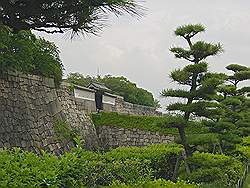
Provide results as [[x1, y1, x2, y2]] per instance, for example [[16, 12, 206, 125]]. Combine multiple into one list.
[[106, 144, 184, 180], [0, 144, 184, 187], [67, 73, 160, 107], [0, 0, 143, 36], [0, 25, 63, 84]]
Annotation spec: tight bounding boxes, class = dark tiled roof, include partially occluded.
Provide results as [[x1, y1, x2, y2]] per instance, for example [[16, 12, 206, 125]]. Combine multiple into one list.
[[87, 82, 111, 91]]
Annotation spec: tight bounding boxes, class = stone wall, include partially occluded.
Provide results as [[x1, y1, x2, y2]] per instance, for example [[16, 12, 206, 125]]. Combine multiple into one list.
[[115, 96, 161, 116], [96, 125, 174, 149], [0, 72, 99, 154], [0, 72, 168, 154]]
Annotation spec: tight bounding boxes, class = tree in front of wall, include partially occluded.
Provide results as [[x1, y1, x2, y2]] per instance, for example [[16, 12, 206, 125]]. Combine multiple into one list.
[[0, 0, 143, 36], [161, 24, 225, 157], [0, 25, 63, 84]]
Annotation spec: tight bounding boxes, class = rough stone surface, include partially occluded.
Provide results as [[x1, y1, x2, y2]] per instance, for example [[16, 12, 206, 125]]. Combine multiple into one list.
[[115, 96, 162, 116], [0, 72, 99, 154], [75, 98, 96, 114], [96, 125, 175, 149]]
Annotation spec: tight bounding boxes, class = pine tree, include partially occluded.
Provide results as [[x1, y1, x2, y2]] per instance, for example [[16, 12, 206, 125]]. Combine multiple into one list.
[[0, 0, 143, 35], [162, 24, 225, 157], [209, 64, 250, 154]]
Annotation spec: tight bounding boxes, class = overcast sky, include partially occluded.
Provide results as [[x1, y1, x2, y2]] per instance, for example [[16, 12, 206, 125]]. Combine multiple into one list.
[[38, 0, 250, 110]]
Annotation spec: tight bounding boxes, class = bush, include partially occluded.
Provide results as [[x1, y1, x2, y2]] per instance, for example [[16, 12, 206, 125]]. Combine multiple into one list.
[[0, 25, 63, 84], [105, 144, 184, 180], [186, 152, 244, 186], [0, 144, 183, 187], [0, 148, 61, 187], [59, 149, 152, 187]]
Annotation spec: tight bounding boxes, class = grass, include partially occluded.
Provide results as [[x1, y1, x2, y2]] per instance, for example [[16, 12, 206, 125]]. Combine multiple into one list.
[[91, 112, 209, 136]]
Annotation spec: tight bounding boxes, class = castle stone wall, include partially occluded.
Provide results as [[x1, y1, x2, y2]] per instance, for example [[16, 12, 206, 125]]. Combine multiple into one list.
[[114, 96, 161, 116], [96, 125, 174, 149], [0, 72, 99, 154]]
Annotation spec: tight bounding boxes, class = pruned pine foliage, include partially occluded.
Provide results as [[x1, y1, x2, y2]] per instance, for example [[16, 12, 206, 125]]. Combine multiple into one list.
[[0, 0, 144, 36], [211, 64, 250, 154], [164, 24, 224, 121], [162, 24, 225, 157]]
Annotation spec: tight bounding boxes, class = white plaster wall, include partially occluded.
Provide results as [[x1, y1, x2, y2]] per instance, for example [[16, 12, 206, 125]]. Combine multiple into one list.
[[74, 88, 95, 101], [103, 94, 116, 105]]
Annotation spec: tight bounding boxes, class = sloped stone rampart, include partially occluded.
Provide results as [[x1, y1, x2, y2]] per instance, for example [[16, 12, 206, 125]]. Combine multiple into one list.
[[0, 72, 99, 154]]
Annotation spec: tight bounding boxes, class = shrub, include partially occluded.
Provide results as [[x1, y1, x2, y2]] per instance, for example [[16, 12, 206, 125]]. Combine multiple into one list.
[[0, 148, 61, 187], [58, 149, 152, 187], [105, 144, 184, 180], [58, 144, 184, 186], [0, 144, 184, 187], [186, 152, 244, 186]]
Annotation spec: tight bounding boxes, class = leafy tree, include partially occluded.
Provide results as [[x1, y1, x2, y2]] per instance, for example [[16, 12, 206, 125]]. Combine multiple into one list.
[[66, 72, 94, 87], [161, 24, 225, 157], [0, 25, 63, 84], [66, 73, 160, 107], [0, 0, 143, 35]]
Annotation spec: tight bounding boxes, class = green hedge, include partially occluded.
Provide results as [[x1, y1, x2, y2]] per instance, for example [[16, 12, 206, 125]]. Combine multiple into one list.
[[0, 148, 60, 187], [0, 144, 183, 187], [92, 112, 208, 136], [105, 144, 184, 180], [186, 152, 244, 186], [106, 179, 198, 188]]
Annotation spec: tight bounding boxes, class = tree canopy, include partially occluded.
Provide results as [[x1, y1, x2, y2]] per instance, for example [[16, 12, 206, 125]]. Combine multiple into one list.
[[66, 73, 160, 108], [0, 25, 63, 84], [0, 0, 143, 35]]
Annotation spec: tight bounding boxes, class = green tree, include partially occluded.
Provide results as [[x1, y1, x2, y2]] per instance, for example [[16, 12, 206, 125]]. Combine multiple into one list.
[[66, 73, 160, 107], [208, 64, 250, 154], [162, 24, 224, 157], [0, 0, 143, 35], [0, 25, 63, 84], [66, 72, 94, 87]]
